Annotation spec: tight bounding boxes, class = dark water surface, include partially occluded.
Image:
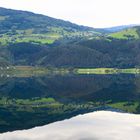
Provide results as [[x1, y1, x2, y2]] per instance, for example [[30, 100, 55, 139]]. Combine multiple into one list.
[[0, 74, 140, 139]]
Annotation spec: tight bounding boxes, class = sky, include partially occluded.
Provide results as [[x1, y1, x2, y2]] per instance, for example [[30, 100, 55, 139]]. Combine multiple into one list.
[[0, 0, 140, 28]]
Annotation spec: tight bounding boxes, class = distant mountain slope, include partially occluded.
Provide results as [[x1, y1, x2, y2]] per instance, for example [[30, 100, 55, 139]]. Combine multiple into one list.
[[103, 25, 137, 33], [0, 7, 94, 32], [0, 7, 102, 46], [108, 27, 140, 40]]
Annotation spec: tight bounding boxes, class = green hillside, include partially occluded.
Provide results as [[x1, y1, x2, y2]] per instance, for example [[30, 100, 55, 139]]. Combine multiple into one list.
[[0, 7, 101, 46], [108, 27, 140, 40], [0, 7, 140, 68]]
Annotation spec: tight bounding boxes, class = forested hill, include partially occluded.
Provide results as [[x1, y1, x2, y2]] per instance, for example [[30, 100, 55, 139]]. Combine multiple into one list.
[[0, 7, 140, 68]]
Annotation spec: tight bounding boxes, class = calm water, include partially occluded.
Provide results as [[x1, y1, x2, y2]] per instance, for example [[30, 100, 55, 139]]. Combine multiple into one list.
[[0, 74, 140, 139]]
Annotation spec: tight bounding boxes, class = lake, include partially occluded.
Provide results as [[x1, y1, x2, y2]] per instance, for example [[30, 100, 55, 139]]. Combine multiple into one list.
[[0, 73, 140, 139]]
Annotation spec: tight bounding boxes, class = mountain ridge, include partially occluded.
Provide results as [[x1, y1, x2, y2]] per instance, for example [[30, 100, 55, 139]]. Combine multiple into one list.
[[103, 24, 138, 32], [0, 7, 95, 32]]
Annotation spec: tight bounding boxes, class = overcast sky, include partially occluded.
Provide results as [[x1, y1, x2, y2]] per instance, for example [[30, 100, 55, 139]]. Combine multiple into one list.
[[0, 0, 140, 28]]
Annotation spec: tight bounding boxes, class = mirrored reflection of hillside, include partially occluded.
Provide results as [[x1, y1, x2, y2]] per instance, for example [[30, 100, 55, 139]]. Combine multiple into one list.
[[0, 74, 140, 133]]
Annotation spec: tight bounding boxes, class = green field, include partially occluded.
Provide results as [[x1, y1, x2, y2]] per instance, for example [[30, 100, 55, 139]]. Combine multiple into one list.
[[1, 66, 140, 77], [0, 27, 98, 46], [108, 28, 139, 39], [75, 68, 140, 74], [0, 66, 70, 77], [0, 33, 61, 45]]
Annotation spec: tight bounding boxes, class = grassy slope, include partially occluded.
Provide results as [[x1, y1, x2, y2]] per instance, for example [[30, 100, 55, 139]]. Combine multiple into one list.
[[0, 33, 60, 45], [0, 66, 70, 77], [75, 68, 140, 74], [108, 28, 139, 39], [1, 66, 140, 77], [0, 28, 97, 45]]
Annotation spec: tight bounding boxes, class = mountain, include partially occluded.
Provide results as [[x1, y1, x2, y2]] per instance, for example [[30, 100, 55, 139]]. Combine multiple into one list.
[[0, 7, 101, 46], [0, 7, 94, 32], [0, 7, 140, 68], [0, 7, 101, 66], [103, 25, 138, 33]]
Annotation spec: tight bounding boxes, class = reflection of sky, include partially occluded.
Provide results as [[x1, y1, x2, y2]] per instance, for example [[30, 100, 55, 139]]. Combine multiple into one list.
[[0, 111, 140, 140]]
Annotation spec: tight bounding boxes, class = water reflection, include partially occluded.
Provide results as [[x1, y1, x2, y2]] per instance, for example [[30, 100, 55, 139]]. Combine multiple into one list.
[[0, 111, 140, 140], [0, 74, 140, 133]]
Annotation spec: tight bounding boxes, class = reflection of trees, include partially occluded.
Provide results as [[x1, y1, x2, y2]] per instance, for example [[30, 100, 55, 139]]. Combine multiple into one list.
[[35, 75, 113, 101], [134, 76, 140, 94], [0, 77, 15, 97], [1, 75, 140, 133], [0, 75, 113, 100], [0, 47, 13, 66], [0, 75, 138, 103], [136, 104, 140, 113], [87, 75, 139, 103]]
